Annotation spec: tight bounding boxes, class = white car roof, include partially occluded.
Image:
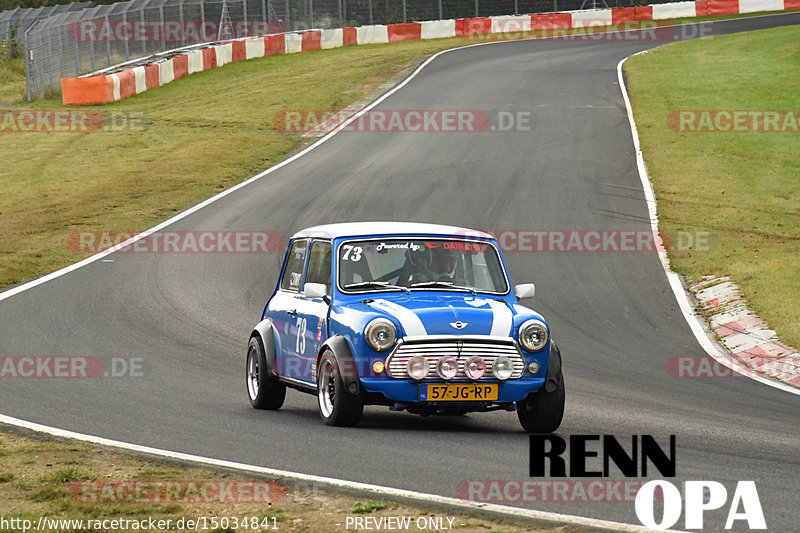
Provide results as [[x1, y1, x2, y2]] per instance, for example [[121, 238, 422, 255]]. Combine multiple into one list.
[[291, 222, 493, 240]]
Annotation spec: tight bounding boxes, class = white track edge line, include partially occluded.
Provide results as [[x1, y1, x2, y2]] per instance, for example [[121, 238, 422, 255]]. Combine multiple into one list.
[[0, 42, 676, 533], [0, 413, 686, 533], [616, 54, 800, 397], [0, 18, 793, 533]]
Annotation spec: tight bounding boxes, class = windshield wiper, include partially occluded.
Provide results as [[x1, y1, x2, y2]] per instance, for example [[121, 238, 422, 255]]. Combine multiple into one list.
[[410, 281, 476, 295], [344, 281, 410, 294]]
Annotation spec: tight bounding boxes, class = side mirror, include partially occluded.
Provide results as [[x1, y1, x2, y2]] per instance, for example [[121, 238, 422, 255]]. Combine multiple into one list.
[[514, 283, 535, 299], [303, 282, 328, 300]]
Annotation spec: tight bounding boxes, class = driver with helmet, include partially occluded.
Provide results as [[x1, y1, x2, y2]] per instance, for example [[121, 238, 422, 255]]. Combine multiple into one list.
[[406, 244, 459, 284]]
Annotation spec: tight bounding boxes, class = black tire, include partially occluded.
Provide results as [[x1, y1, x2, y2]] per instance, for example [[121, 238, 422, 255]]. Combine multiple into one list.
[[246, 336, 286, 410], [517, 373, 565, 433], [317, 350, 363, 427]]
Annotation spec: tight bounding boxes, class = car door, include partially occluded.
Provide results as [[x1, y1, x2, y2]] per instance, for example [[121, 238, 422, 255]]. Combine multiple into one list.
[[294, 240, 332, 384], [268, 238, 309, 379]]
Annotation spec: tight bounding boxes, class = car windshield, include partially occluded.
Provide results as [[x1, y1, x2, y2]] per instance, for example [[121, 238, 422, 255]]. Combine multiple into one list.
[[337, 238, 509, 294]]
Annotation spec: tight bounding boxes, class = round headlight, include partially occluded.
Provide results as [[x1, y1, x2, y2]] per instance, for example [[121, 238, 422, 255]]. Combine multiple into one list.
[[520, 319, 549, 352], [365, 319, 397, 352], [492, 356, 514, 380], [464, 356, 486, 380], [436, 356, 458, 380], [407, 356, 428, 380]]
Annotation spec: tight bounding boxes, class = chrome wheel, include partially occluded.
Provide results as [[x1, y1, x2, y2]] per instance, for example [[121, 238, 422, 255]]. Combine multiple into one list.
[[316, 351, 363, 426], [245, 335, 286, 410], [318, 357, 336, 418], [247, 345, 259, 401]]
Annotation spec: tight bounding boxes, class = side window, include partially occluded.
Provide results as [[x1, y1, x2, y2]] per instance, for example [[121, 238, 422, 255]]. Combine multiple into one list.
[[280, 239, 309, 292], [305, 241, 332, 295]]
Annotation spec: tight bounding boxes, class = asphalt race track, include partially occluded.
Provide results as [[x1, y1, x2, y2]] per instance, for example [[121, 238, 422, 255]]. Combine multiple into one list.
[[2, 13, 800, 532]]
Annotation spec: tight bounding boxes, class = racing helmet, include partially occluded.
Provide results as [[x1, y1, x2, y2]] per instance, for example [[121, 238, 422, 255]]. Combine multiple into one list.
[[429, 247, 458, 278]]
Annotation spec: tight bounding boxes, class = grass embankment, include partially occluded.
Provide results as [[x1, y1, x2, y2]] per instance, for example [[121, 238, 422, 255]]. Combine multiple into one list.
[[625, 24, 800, 348], [0, 39, 472, 288], [0, 428, 542, 532]]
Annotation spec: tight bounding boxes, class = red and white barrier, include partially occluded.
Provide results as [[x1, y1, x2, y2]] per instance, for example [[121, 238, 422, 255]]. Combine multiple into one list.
[[490, 15, 532, 33], [61, 0, 800, 105], [245, 37, 266, 59], [739, 0, 785, 12], [356, 24, 389, 44], [216, 43, 233, 65], [284, 32, 302, 53], [420, 19, 456, 39], [321, 28, 343, 49], [132, 66, 147, 93], [652, 2, 697, 19], [571, 9, 613, 27], [158, 60, 174, 85], [187, 49, 204, 73]]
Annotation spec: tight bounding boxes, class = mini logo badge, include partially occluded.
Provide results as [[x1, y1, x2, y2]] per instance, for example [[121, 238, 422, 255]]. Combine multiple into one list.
[[450, 321, 468, 329]]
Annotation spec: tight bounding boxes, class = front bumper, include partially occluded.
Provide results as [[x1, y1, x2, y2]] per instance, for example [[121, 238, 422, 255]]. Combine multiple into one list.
[[359, 377, 546, 403]]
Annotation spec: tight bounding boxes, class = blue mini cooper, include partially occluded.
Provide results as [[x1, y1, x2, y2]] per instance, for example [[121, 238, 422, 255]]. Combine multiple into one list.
[[246, 222, 564, 432]]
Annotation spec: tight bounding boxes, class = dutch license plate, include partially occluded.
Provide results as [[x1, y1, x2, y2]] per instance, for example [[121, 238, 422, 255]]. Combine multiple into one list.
[[420, 383, 498, 401]]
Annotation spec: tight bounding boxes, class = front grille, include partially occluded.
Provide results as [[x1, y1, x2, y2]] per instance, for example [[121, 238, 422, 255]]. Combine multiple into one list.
[[385, 336, 525, 380]]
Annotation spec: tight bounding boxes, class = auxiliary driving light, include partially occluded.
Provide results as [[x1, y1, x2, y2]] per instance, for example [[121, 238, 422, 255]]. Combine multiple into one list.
[[492, 356, 514, 380], [528, 361, 540, 374], [436, 356, 458, 380], [407, 356, 428, 380], [373, 360, 385, 374], [464, 356, 486, 380]]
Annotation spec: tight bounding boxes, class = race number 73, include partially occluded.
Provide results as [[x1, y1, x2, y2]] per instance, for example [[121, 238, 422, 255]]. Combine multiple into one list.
[[342, 245, 363, 261]]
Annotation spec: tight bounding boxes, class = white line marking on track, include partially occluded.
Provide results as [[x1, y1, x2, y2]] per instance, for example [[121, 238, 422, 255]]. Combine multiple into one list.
[[0, 413, 687, 533], [617, 54, 799, 397], [2, 41, 676, 533], [1, 15, 797, 532]]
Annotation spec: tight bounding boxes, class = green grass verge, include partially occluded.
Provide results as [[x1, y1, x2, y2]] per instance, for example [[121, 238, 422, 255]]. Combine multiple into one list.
[[0, 429, 539, 533], [0, 38, 472, 288], [625, 24, 800, 348]]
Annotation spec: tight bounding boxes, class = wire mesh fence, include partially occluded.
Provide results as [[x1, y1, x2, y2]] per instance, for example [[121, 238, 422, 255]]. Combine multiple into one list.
[[3, 0, 671, 100], [1, 3, 95, 55]]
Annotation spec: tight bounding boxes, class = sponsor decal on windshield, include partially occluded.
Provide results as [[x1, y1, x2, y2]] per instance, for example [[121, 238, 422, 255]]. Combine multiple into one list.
[[374, 241, 423, 252], [442, 242, 486, 253]]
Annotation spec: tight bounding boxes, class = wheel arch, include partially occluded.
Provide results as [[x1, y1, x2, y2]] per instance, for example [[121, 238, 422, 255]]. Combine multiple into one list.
[[545, 340, 562, 393], [318, 335, 360, 395], [251, 318, 278, 378]]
